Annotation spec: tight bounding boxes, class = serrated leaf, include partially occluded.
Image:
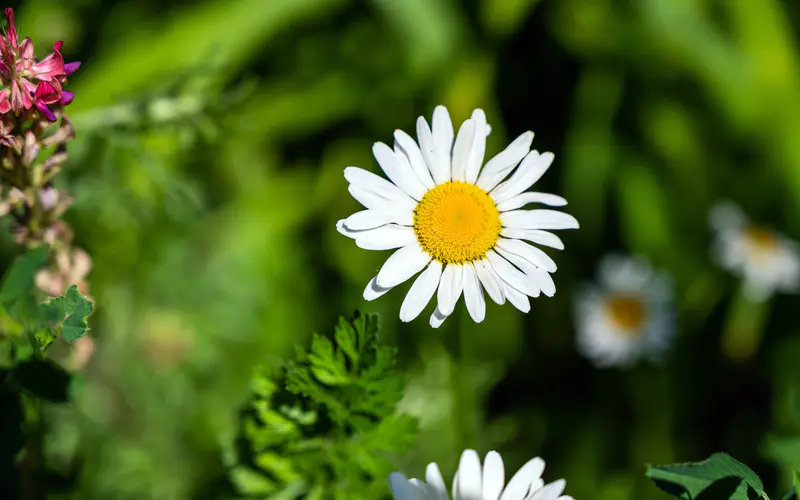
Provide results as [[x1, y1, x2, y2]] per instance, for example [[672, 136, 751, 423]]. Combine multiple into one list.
[[646, 453, 768, 499], [38, 285, 93, 342], [307, 334, 350, 386], [0, 246, 49, 308], [334, 317, 359, 367], [235, 311, 416, 498]]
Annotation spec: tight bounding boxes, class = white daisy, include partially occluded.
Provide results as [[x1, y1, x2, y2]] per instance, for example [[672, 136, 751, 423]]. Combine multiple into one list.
[[709, 201, 800, 301], [337, 106, 578, 327], [389, 449, 574, 500], [574, 254, 675, 368]]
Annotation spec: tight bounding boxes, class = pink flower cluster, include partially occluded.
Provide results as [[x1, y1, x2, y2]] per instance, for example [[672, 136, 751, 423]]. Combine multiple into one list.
[[0, 8, 79, 121]]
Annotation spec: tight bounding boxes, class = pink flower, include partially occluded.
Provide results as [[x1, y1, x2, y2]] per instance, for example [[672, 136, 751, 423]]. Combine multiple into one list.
[[0, 8, 76, 121]]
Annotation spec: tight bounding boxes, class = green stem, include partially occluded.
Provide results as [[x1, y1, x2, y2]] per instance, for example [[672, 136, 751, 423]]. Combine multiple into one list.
[[721, 282, 771, 361]]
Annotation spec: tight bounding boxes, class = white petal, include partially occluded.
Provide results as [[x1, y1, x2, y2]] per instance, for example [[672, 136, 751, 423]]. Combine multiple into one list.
[[437, 263, 464, 316], [355, 225, 418, 250], [454, 449, 483, 499], [490, 152, 554, 203], [500, 210, 580, 230], [709, 200, 746, 232], [389, 472, 425, 500], [501, 228, 564, 250], [394, 129, 435, 190], [451, 119, 475, 182], [462, 263, 486, 323], [530, 479, 566, 500], [486, 250, 540, 298], [363, 276, 392, 301], [503, 283, 531, 313], [499, 458, 545, 500], [345, 209, 413, 230], [492, 248, 541, 298], [476, 131, 534, 192], [348, 185, 415, 213], [425, 463, 449, 500], [430, 307, 448, 328], [529, 266, 556, 297], [465, 109, 488, 184], [337, 219, 358, 239], [495, 238, 557, 273], [409, 479, 439, 499], [432, 105, 454, 183], [376, 243, 432, 288], [400, 261, 443, 322], [482, 451, 505, 500], [344, 166, 417, 209], [418, 117, 449, 186], [373, 142, 428, 201], [474, 259, 505, 305], [496, 192, 568, 212]]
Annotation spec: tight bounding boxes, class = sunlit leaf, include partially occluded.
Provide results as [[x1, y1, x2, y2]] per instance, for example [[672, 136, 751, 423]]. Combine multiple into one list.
[[646, 453, 768, 499]]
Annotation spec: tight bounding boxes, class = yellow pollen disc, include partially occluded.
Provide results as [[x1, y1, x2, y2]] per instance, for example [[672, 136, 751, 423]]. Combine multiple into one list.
[[606, 294, 647, 334], [413, 181, 501, 264], [744, 225, 778, 254]]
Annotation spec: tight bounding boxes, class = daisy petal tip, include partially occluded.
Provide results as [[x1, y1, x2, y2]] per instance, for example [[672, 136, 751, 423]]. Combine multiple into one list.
[[485, 450, 502, 460], [471, 108, 487, 120], [398, 306, 417, 322], [429, 309, 447, 328], [388, 472, 413, 494]]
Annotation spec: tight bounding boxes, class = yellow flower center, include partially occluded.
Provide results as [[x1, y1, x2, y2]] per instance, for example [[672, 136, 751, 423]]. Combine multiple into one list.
[[744, 225, 778, 255], [606, 294, 647, 334], [413, 181, 501, 264]]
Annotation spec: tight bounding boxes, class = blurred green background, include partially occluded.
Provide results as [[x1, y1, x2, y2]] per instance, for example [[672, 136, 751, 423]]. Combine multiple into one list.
[[3, 0, 800, 498]]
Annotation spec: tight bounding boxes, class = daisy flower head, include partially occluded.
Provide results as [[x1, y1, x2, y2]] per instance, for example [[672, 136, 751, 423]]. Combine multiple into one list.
[[389, 449, 573, 500], [574, 254, 675, 368], [337, 106, 579, 327], [709, 201, 800, 301]]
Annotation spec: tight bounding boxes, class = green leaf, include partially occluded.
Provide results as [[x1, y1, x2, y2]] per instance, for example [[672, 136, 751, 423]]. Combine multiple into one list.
[[234, 311, 416, 498], [229, 466, 277, 495], [307, 334, 350, 386], [37, 285, 93, 342], [285, 311, 402, 426], [646, 453, 768, 499], [0, 247, 49, 308]]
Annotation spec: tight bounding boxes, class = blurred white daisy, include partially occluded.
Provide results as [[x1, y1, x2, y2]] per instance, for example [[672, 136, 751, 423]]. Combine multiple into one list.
[[709, 201, 800, 301], [337, 106, 578, 327], [574, 254, 675, 368], [389, 449, 573, 500]]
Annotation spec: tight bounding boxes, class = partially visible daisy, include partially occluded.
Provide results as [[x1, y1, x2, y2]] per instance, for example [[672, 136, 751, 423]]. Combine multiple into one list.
[[574, 254, 675, 368], [337, 106, 578, 327], [709, 201, 800, 301], [389, 449, 573, 500]]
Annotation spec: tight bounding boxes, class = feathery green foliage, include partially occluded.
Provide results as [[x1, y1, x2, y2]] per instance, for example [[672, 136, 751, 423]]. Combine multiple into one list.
[[230, 311, 417, 499]]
